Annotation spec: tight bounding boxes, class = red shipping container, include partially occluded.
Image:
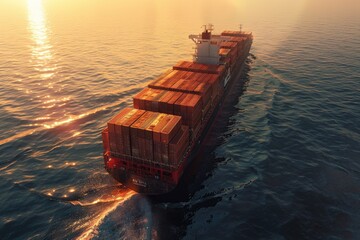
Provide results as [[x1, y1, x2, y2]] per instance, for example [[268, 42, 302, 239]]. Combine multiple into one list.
[[119, 109, 146, 156], [158, 91, 183, 114], [174, 93, 202, 127], [158, 91, 173, 114], [169, 126, 189, 165], [194, 82, 212, 105], [146, 113, 169, 160], [107, 108, 132, 154], [133, 88, 167, 112], [133, 88, 148, 109], [130, 113, 151, 158], [134, 112, 159, 160], [152, 114, 171, 142], [161, 115, 182, 143]]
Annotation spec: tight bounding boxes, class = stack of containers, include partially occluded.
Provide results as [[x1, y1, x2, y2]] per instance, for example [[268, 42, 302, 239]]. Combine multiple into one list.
[[172, 61, 227, 99], [130, 111, 182, 162], [221, 31, 252, 38], [198, 74, 222, 107], [173, 61, 225, 74], [149, 70, 197, 90], [158, 91, 183, 114], [107, 108, 146, 156], [134, 88, 181, 115], [220, 41, 238, 51], [107, 107, 189, 166], [220, 41, 239, 68], [160, 115, 182, 164], [130, 111, 158, 160], [133, 88, 167, 112], [219, 48, 231, 66], [172, 61, 226, 113], [174, 93, 202, 128], [133, 88, 204, 141], [148, 72, 213, 116], [221, 31, 251, 61], [228, 37, 246, 56]]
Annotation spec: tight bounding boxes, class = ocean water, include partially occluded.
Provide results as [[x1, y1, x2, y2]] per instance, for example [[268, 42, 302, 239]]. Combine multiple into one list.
[[1, 0, 360, 239]]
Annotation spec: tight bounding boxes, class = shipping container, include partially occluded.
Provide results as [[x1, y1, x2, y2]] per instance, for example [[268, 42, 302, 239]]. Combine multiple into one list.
[[161, 115, 182, 143], [174, 93, 202, 127], [221, 30, 253, 38], [173, 61, 226, 75], [130, 112, 159, 160], [133, 88, 167, 112], [107, 108, 132, 154], [169, 125, 189, 165], [219, 48, 231, 57]]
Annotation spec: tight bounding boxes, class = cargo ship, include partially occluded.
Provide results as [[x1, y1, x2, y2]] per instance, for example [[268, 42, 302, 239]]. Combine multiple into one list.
[[102, 25, 253, 194]]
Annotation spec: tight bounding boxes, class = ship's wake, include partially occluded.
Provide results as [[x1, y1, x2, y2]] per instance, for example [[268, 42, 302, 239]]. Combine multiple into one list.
[[75, 189, 137, 240], [69, 188, 136, 207], [43, 182, 140, 239], [14, 177, 152, 239]]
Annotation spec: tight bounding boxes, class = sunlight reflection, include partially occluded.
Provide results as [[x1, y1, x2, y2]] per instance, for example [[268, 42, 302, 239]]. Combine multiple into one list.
[[72, 132, 81, 137], [28, 0, 53, 68], [27, 0, 64, 115], [0, 99, 124, 146]]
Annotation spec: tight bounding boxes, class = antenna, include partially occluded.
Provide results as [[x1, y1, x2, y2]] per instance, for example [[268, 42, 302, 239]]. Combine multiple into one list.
[[201, 24, 214, 32], [239, 24, 243, 32]]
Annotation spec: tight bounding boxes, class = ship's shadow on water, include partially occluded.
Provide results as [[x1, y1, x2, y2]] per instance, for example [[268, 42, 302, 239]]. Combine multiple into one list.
[[146, 57, 255, 239]]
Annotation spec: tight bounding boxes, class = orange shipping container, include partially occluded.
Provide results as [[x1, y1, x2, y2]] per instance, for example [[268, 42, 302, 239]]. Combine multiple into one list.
[[173, 61, 225, 75], [174, 93, 202, 127], [133, 88, 167, 112], [193, 82, 212, 105], [159, 91, 183, 114], [130, 111, 158, 160], [107, 108, 146, 156], [107, 108, 132, 154], [119, 109, 146, 156], [221, 31, 252, 39], [169, 126, 189, 165], [161, 115, 182, 143]]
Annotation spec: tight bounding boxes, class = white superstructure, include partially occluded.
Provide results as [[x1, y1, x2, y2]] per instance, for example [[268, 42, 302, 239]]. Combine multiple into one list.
[[189, 24, 227, 65]]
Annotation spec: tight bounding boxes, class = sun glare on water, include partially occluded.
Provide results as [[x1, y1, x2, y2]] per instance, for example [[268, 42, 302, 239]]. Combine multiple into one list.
[[28, 0, 52, 64]]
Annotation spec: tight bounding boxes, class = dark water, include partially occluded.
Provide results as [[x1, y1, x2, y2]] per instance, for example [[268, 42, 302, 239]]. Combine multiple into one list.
[[1, 0, 360, 239]]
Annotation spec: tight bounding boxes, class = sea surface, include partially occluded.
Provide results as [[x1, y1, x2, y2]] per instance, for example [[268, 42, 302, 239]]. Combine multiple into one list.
[[1, 0, 360, 239]]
